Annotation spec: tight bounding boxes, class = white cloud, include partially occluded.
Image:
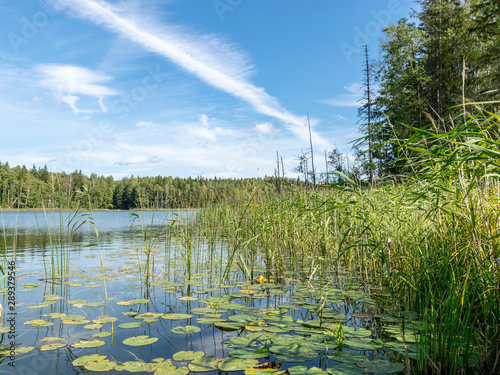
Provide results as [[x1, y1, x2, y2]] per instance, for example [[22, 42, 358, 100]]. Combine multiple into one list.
[[199, 114, 208, 127], [136, 121, 154, 127], [116, 155, 158, 165], [49, 0, 329, 148], [318, 82, 363, 107], [254, 122, 273, 134], [38, 64, 118, 114]]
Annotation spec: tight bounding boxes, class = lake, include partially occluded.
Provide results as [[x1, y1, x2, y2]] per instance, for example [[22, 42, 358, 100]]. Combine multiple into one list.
[[0, 210, 414, 374]]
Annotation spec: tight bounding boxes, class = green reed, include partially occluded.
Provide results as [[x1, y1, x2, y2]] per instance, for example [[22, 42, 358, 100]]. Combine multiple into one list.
[[192, 107, 500, 374]]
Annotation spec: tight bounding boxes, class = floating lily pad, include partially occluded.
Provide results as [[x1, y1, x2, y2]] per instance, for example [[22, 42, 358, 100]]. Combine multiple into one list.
[[93, 317, 117, 324], [118, 322, 143, 329], [344, 338, 384, 351], [357, 360, 405, 374], [119, 361, 154, 372], [43, 312, 67, 319], [73, 354, 107, 366], [63, 319, 90, 325], [219, 358, 258, 372], [40, 343, 66, 351], [117, 301, 133, 306], [288, 366, 309, 375], [85, 359, 117, 372], [178, 296, 197, 301], [84, 302, 104, 307], [66, 314, 86, 320], [196, 317, 226, 325], [229, 347, 269, 359], [123, 335, 158, 346], [173, 350, 205, 361], [129, 298, 150, 304], [1, 346, 35, 355], [40, 337, 66, 342], [162, 313, 193, 320], [0, 327, 11, 333], [84, 323, 103, 330], [71, 339, 105, 348], [326, 362, 364, 375], [270, 344, 318, 363], [188, 356, 221, 372], [171, 325, 201, 335]]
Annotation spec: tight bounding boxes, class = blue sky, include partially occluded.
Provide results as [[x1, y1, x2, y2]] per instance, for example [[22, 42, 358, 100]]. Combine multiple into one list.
[[0, 0, 416, 179]]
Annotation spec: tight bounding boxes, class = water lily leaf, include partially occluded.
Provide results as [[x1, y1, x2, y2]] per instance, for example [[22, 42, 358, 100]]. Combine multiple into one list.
[[86, 284, 102, 288], [123, 335, 158, 346], [93, 317, 117, 324], [173, 350, 205, 361], [188, 356, 221, 372], [155, 366, 190, 375], [129, 298, 149, 304], [326, 362, 364, 375], [219, 358, 258, 372], [306, 367, 328, 375], [84, 302, 104, 307], [178, 296, 197, 301], [357, 360, 405, 374], [93, 331, 112, 338], [287, 366, 308, 375], [246, 332, 278, 344], [196, 317, 226, 325], [229, 314, 259, 323], [71, 339, 105, 348], [171, 325, 201, 335], [40, 337, 66, 342], [327, 352, 368, 363], [118, 322, 143, 329], [270, 345, 318, 363], [1, 346, 35, 355], [344, 338, 384, 351], [84, 323, 103, 330], [117, 301, 133, 306], [84, 359, 116, 372], [384, 341, 418, 360], [40, 343, 66, 351], [43, 313, 67, 319], [121, 361, 154, 372], [342, 327, 372, 338], [73, 354, 107, 366], [24, 319, 54, 327], [223, 336, 257, 348], [215, 321, 246, 331], [63, 319, 90, 325], [229, 347, 269, 359], [44, 295, 64, 301], [162, 313, 193, 320], [0, 327, 11, 333]]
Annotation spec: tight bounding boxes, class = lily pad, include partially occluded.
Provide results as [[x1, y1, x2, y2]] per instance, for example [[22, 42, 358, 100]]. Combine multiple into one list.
[[0, 327, 11, 333], [120, 361, 154, 372], [93, 316, 117, 324], [84, 302, 104, 307], [71, 339, 105, 348], [270, 344, 318, 363], [188, 356, 221, 372], [129, 298, 149, 304], [162, 313, 193, 320], [1, 346, 35, 355], [173, 351, 205, 361], [229, 347, 269, 359], [357, 360, 405, 374], [219, 358, 258, 372], [123, 335, 158, 346], [85, 359, 117, 372], [171, 325, 201, 335], [344, 338, 384, 351], [40, 343, 66, 351], [326, 363, 364, 375], [327, 352, 368, 363], [118, 322, 143, 329], [73, 354, 107, 366]]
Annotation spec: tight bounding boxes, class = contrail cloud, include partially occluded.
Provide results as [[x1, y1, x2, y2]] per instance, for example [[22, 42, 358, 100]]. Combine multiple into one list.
[[49, 0, 329, 147]]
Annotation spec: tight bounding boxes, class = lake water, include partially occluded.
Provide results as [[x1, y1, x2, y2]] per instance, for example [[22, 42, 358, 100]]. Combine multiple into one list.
[[0, 210, 414, 375]]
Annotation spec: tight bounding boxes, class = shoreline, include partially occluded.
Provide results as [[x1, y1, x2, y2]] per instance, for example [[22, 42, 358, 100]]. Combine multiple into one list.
[[0, 207, 197, 213]]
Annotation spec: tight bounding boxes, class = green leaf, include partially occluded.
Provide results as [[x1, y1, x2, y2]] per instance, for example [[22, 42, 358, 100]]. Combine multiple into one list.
[[93, 331, 112, 338], [357, 360, 405, 374], [172, 325, 201, 335], [162, 313, 193, 320], [219, 358, 258, 372], [123, 335, 158, 346], [327, 352, 368, 363], [326, 362, 364, 375], [188, 356, 221, 372], [84, 359, 117, 372], [40, 343, 66, 351], [71, 339, 106, 348], [172, 351, 205, 361], [73, 354, 107, 366], [229, 347, 269, 359], [118, 322, 143, 329]]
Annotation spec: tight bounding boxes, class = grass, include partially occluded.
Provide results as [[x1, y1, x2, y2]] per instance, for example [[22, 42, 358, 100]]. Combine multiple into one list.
[[193, 107, 500, 374]]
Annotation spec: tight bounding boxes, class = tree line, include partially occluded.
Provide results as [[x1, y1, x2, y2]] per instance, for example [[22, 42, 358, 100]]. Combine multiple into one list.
[[0, 162, 305, 210], [296, 0, 500, 184]]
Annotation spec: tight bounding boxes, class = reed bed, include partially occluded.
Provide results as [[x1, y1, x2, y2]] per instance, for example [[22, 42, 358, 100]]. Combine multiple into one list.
[[195, 109, 500, 374]]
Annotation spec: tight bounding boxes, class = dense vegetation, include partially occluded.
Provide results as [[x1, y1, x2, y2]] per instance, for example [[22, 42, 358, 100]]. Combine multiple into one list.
[[0, 162, 304, 210]]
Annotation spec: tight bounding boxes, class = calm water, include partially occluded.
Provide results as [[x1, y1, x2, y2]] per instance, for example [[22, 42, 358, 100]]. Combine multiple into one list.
[[0, 210, 411, 375]]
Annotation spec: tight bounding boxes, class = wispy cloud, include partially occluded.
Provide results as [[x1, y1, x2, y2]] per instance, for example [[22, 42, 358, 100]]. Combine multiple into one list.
[[116, 155, 158, 165], [317, 82, 363, 107], [38, 64, 118, 114], [49, 0, 329, 147], [254, 122, 274, 134]]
